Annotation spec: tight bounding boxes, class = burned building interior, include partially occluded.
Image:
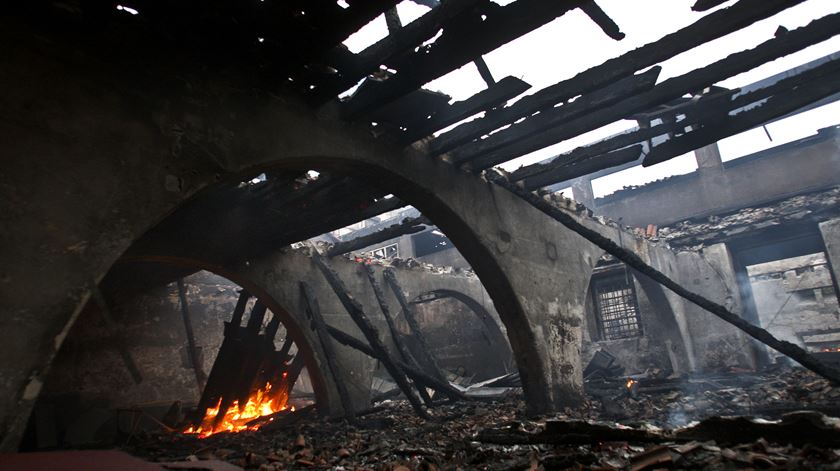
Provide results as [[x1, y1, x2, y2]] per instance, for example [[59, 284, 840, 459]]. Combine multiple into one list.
[[4, 0, 840, 469]]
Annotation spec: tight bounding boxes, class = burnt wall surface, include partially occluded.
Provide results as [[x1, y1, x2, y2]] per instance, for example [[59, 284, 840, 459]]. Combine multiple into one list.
[[593, 126, 840, 227]]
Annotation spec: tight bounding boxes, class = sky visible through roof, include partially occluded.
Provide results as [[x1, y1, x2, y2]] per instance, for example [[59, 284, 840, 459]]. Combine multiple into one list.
[[344, 0, 840, 199]]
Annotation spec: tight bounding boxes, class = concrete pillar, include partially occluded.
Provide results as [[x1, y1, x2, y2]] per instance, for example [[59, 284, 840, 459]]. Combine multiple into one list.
[[570, 177, 595, 208], [694, 142, 723, 172]]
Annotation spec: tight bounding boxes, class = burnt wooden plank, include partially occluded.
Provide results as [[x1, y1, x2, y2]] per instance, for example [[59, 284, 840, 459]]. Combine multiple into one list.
[[465, 12, 840, 171], [299, 281, 356, 420], [449, 67, 660, 166], [643, 67, 840, 167], [525, 145, 642, 189], [692, 0, 730, 11], [342, 0, 583, 117], [400, 76, 530, 144], [474, 56, 496, 86], [580, 1, 624, 40], [383, 268, 452, 394], [310, 250, 430, 418], [362, 264, 434, 405], [327, 216, 430, 257], [311, 0, 483, 104], [518, 53, 840, 187], [428, 0, 807, 155], [361, 86, 452, 129]]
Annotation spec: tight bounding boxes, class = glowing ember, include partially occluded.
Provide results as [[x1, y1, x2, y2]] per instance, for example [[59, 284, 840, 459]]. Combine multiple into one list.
[[184, 382, 288, 438], [625, 378, 637, 389], [821, 347, 840, 352]]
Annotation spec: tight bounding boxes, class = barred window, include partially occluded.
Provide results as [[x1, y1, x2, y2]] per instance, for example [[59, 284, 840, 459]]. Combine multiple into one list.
[[592, 273, 643, 340]]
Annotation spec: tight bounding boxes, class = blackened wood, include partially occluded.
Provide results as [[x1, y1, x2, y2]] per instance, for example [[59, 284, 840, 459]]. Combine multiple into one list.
[[643, 65, 840, 167], [300, 281, 356, 420], [362, 264, 434, 405], [311, 0, 484, 104], [384, 7, 403, 33], [580, 1, 624, 40], [428, 0, 806, 155], [692, 0, 729, 11], [474, 56, 496, 86], [230, 289, 251, 327], [400, 76, 530, 144], [485, 170, 840, 386], [465, 12, 840, 171], [246, 301, 268, 334], [449, 67, 660, 166], [525, 145, 643, 190], [383, 268, 453, 395], [326, 325, 468, 400], [177, 279, 207, 390], [327, 216, 430, 257], [342, 0, 583, 116], [89, 282, 143, 384], [310, 250, 430, 418]]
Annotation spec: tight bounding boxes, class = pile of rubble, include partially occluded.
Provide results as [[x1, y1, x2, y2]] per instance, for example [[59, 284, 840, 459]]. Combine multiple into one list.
[[124, 365, 840, 470]]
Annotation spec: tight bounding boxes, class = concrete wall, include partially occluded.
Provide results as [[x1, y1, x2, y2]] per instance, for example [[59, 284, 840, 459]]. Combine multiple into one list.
[[593, 126, 840, 227]]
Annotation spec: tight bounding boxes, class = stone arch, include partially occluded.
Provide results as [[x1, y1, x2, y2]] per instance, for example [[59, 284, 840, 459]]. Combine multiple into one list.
[[2, 32, 604, 448]]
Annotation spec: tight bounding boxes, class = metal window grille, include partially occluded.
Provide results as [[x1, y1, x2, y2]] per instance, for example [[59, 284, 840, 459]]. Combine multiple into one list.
[[592, 274, 642, 340]]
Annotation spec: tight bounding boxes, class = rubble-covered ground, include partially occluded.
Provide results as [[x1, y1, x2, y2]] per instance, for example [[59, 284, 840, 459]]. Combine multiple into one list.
[[125, 365, 840, 470]]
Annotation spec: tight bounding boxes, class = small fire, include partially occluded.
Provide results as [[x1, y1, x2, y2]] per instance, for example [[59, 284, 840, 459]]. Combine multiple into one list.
[[184, 382, 288, 438], [821, 347, 840, 352], [625, 378, 637, 389]]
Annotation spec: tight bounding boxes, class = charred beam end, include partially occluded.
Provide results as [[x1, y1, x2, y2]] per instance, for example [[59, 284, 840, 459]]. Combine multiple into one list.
[[89, 281, 143, 384], [326, 215, 431, 257], [177, 279, 207, 390], [310, 0, 483, 105], [309, 249, 431, 419], [362, 264, 435, 406], [400, 76, 531, 145], [473, 56, 496, 86], [642, 65, 840, 167], [580, 1, 624, 40], [484, 170, 840, 386], [342, 0, 583, 117], [299, 281, 356, 421], [467, 11, 840, 173], [521, 144, 643, 190], [452, 66, 660, 168], [428, 0, 807, 156], [325, 325, 468, 401]]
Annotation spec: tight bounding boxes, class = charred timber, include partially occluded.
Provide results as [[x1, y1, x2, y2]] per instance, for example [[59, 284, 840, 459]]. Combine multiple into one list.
[[361, 264, 434, 405], [485, 170, 840, 386], [327, 216, 431, 257], [342, 0, 583, 117], [448, 67, 660, 166], [310, 250, 430, 418], [465, 12, 840, 171], [580, 1, 624, 40], [400, 76, 530, 145], [299, 281, 356, 421], [177, 279, 207, 390], [427, 0, 807, 156], [325, 325, 468, 401]]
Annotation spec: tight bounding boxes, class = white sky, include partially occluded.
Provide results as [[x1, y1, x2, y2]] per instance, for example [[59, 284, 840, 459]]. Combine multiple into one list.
[[344, 0, 840, 198]]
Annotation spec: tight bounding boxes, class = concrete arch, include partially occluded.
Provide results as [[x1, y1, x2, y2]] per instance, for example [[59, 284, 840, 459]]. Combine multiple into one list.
[[2, 25, 601, 448], [410, 288, 514, 372]]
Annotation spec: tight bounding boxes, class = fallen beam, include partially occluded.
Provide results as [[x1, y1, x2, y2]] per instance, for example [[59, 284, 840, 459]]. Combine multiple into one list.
[[485, 170, 840, 386], [362, 264, 434, 405], [428, 0, 807, 156], [299, 281, 356, 421], [383, 268, 452, 391], [580, 1, 624, 40], [327, 216, 430, 257], [325, 325, 468, 401], [310, 249, 430, 418], [465, 11, 840, 171], [176, 279, 207, 391]]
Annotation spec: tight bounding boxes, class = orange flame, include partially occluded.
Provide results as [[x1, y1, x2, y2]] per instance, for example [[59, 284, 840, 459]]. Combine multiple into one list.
[[821, 347, 840, 352], [626, 378, 637, 389], [184, 382, 288, 438]]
